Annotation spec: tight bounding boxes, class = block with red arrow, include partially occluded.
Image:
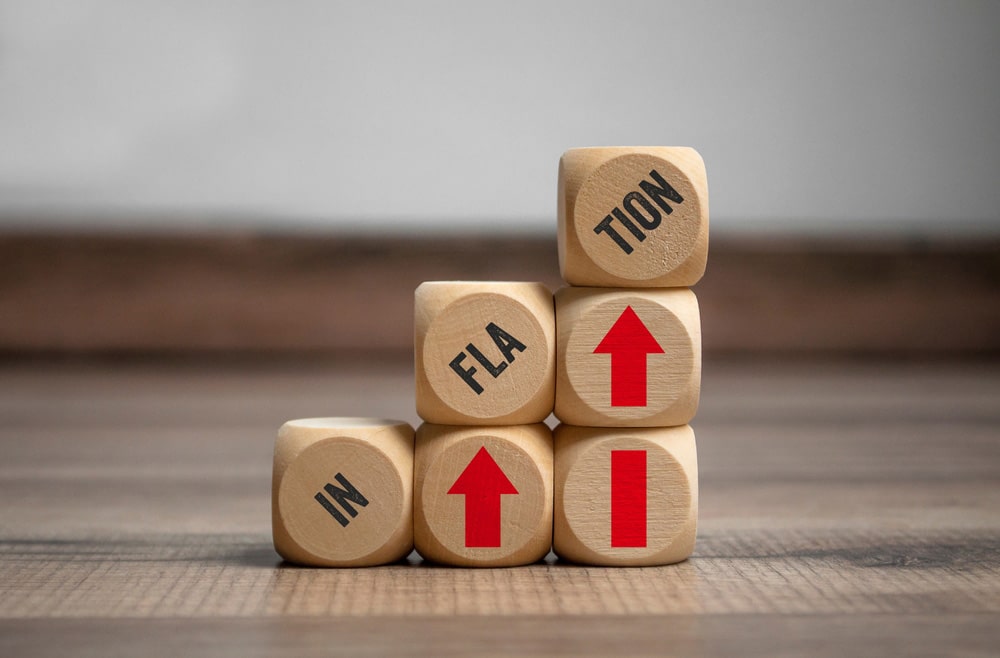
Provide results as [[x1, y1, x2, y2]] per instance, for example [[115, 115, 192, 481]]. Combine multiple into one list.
[[555, 287, 702, 427], [413, 422, 553, 567]]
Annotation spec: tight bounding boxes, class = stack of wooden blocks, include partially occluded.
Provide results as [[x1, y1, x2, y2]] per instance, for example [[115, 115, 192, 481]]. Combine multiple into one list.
[[273, 147, 708, 568]]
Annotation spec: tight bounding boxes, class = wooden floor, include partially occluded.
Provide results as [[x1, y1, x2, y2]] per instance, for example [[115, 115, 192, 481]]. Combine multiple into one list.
[[1, 356, 998, 656]]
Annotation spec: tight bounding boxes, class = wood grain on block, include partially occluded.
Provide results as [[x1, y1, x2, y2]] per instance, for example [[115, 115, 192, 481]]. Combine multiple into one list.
[[555, 287, 701, 427], [272, 418, 414, 567], [415, 281, 555, 425], [414, 423, 553, 567], [558, 147, 709, 287], [554, 424, 698, 566]]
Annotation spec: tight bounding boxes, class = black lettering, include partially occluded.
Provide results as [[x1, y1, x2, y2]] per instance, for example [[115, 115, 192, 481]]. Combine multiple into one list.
[[450, 352, 484, 394], [486, 322, 527, 363], [594, 215, 634, 254], [323, 473, 369, 518], [467, 342, 507, 378], [314, 492, 349, 527], [638, 169, 684, 215], [612, 207, 648, 240], [623, 191, 661, 230]]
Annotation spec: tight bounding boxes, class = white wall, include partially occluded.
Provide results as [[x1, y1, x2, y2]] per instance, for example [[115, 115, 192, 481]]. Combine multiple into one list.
[[1, 0, 998, 235]]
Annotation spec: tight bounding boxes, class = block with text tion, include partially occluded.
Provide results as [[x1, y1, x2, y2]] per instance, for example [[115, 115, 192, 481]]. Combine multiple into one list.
[[555, 287, 701, 427], [414, 423, 553, 567], [272, 418, 414, 567], [559, 146, 709, 287], [416, 281, 555, 425], [554, 424, 698, 566]]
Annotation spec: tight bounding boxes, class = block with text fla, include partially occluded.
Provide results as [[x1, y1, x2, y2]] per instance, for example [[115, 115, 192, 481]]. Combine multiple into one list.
[[415, 281, 555, 425]]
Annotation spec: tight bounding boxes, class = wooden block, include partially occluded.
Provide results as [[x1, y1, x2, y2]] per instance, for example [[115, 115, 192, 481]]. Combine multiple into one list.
[[553, 423, 698, 566], [555, 287, 701, 427], [413, 423, 553, 567], [415, 281, 556, 425], [558, 146, 709, 287], [272, 417, 414, 567]]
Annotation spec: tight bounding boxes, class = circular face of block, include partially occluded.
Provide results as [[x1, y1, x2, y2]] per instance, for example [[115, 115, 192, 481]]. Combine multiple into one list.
[[272, 418, 414, 567], [414, 423, 553, 567], [555, 287, 701, 427], [554, 424, 698, 566], [416, 282, 555, 425], [559, 147, 709, 287]]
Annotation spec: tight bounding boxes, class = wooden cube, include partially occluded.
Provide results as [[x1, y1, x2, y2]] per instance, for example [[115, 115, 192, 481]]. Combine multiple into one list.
[[559, 147, 709, 287], [272, 418, 414, 567], [415, 281, 555, 425], [554, 424, 698, 566], [414, 423, 553, 567], [555, 287, 701, 427]]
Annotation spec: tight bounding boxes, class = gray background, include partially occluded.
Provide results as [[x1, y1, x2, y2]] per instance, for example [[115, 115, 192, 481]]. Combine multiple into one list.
[[1, 0, 997, 235]]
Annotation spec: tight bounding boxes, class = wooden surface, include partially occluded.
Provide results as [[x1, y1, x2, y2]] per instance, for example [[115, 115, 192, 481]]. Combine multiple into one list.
[[1, 232, 997, 355], [1, 356, 998, 655]]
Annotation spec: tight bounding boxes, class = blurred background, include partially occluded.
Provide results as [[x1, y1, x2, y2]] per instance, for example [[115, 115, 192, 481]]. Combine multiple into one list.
[[1, 0, 998, 356]]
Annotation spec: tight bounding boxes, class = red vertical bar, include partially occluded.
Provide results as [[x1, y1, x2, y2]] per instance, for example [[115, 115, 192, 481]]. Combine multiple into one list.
[[611, 450, 647, 547]]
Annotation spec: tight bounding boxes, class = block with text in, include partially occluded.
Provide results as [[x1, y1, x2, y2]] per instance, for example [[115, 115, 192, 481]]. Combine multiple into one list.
[[554, 424, 698, 566], [416, 281, 555, 425], [272, 418, 414, 567], [414, 423, 552, 567], [555, 287, 701, 427], [559, 147, 709, 287]]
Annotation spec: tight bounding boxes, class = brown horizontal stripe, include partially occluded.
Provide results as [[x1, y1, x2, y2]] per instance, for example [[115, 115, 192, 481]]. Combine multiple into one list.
[[0, 232, 997, 354]]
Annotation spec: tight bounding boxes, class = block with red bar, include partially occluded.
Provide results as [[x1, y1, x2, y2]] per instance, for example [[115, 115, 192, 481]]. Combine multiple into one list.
[[555, 287, 702, 427], [414, 423, 553, 567], [553, 424, 698, 566]]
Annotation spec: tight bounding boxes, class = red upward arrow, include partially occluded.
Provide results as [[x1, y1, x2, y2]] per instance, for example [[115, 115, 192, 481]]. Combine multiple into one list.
[[447, 446, 518, 547], [593, 305, 664, 407]]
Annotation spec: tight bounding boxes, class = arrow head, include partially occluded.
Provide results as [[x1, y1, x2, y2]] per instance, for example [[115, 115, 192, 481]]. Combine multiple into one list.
[[594, 306, 664, 355], [448, 446, 518, 495]]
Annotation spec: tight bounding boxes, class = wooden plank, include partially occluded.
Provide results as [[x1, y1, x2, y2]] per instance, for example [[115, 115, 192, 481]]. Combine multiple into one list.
[[0, 358, 998, 655], [1, 528, 997, 618], [1, 233, 997, 354], [3, 615, 998, 658]]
